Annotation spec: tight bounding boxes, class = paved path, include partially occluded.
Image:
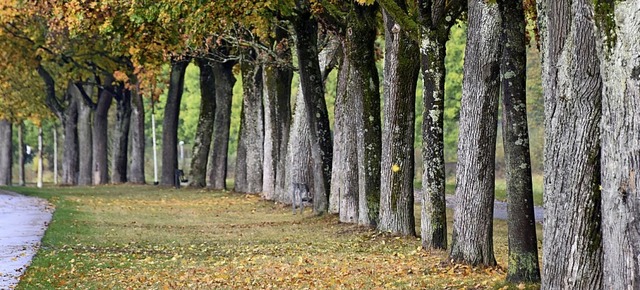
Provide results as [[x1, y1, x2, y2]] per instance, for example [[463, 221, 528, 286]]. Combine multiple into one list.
[[0, 189, 53, 290], [445, 195, 544, 223]]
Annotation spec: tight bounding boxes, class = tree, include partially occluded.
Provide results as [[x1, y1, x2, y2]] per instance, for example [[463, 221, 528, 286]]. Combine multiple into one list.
[[111, 84, 132, 184], [595, 1, 640, 288], [497, 0, 540, 282], [189, 58, 216, 188], [93, 75, 114, 185], [0, 119, 11, 186], [538, 0, 603, 288], [128, 80, 146, 184], [161, 58, 190, 186], [378, 1, 420, 235], [449, 0, 501, 266]]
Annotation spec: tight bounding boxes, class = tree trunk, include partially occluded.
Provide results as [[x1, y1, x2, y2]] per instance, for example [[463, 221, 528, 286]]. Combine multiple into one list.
[[597, 1, 639, 288], [93, 76, 114, 185], [111, 85, 131, 184], [498, 0, 540, 282], [208, 57, 237, 190], [128, 83, 145, 184], [331, 39, 359, 222], [17, 122, 25, 186], [538, 0, 603, 288], [449, 0, 501, 266], [235, 50, 264, 193], [62, 83, 80, 186], [37, 127, 43, 188], [293, 1, 334, 214], [74, 83, 93, 186], [0, 119, 11, 186], [262, 29, 293, 200], [161, 58, 190, 186], [379, 6, 418, 235], [190, 58, 216, 188]]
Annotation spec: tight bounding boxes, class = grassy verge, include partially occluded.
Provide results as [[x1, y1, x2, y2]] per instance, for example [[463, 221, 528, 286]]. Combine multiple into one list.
[[7, 185, 540, 289]]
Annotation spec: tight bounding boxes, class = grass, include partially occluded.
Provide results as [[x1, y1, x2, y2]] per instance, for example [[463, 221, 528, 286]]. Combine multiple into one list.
[[6, 185, 541, 289]]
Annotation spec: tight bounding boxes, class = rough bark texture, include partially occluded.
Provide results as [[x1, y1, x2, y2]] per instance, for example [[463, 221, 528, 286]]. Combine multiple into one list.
[[128, 85, 145, 184], [0, 119, 11, 186], [190, 58, 216, 188], [93, 76, 114, 185], [74, 83, 93, 186], [111, 86, 131, 184], [235, 50, 264, 193], [449, 0, 501, 266], [17, 122, 25, 186], [208, 58, 237, 190], [597, 1, 640, 288], [379, 7, 419, 235], [498, 0, 540, 283], [62, 84, 80, 186], [331, 39, 359, 222], [161, 59, 189, 186], [293, 1, 334, 214], [538, 0, 603, 288], [262, 29, 293, 200]]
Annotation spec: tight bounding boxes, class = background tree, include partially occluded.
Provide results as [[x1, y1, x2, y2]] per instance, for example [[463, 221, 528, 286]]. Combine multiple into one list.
[[189, 58, 216, 188]]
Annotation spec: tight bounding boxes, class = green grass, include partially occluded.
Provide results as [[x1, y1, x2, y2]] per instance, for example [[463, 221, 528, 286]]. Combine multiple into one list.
[[6, 185, 541, 289]]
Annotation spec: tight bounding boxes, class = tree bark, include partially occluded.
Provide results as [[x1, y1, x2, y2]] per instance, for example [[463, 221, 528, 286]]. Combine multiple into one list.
[[0, 119, 11, 186], [596, 1, 640, 288], [379, 5, 419, 235], [161, 58, 190, 186], [497, 0, 540, 282], [37, 127, 43, 188], [538, 0, 603, 288], [128, 83, 145, 184], [449, 0, 501, 266], [74, 83, 93, 186], [111, 85, 131, 184], [190, 58, 216, 188], [62, 83, 80, 186], [331, 39, 359, 222], [208, 57, 237, 190], [17, 122, 25, 186], [262, 29, 293, 200], [93, 76, 114, 185], [235, 50, 264, 193], [293, 0, 334, 214]]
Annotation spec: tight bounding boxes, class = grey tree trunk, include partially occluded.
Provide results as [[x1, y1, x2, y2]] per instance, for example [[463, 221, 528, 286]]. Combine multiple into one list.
[[0, 119, 11, 186], [416, 0, 464, 250], [190, 58, 216, 188], [161, 58, 190, 186], [93, 76, 114, 185], [62, 83, 80, 186], [111, 86, 131, 184], [262, 29, 293, 200], [128, 84, 145, 184], [208, 57, 237, 190], [331, 40, 359, 222], [379, 6, 419, 235], [74, 83, 93, 186], [449, 0, 501, 266], [497, 0, 540, 283], [538, 0, 603, 288], [596, 1, 640, 288], [17, 122, 25, 186], [293, 1, 334, 214], [235, 51, 264, 193]]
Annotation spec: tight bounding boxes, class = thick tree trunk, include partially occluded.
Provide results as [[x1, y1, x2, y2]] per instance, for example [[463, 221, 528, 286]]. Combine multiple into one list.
[[128, 85, 145, 184], [331, 40, 359, 222], [0, 119, 11, 186], [379, 7, 418, 235], [449, 0, 501, 266], [190, 58, 216, 188], [293, 2, 334, 214], [62, 83, 80, 186], [538, 0, 603, 288], [74, 83, 93, 186], [208, 58, 237, 190], [597, 2, 639, 288], [93, 76, 114, 185], [111, 86, 131, 184], [161, 58, 190, 186], [262, 29, 293, 200], [17, 122, 25, 186], [235, 50, 264, 193], [498, 0, 540, 283]]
